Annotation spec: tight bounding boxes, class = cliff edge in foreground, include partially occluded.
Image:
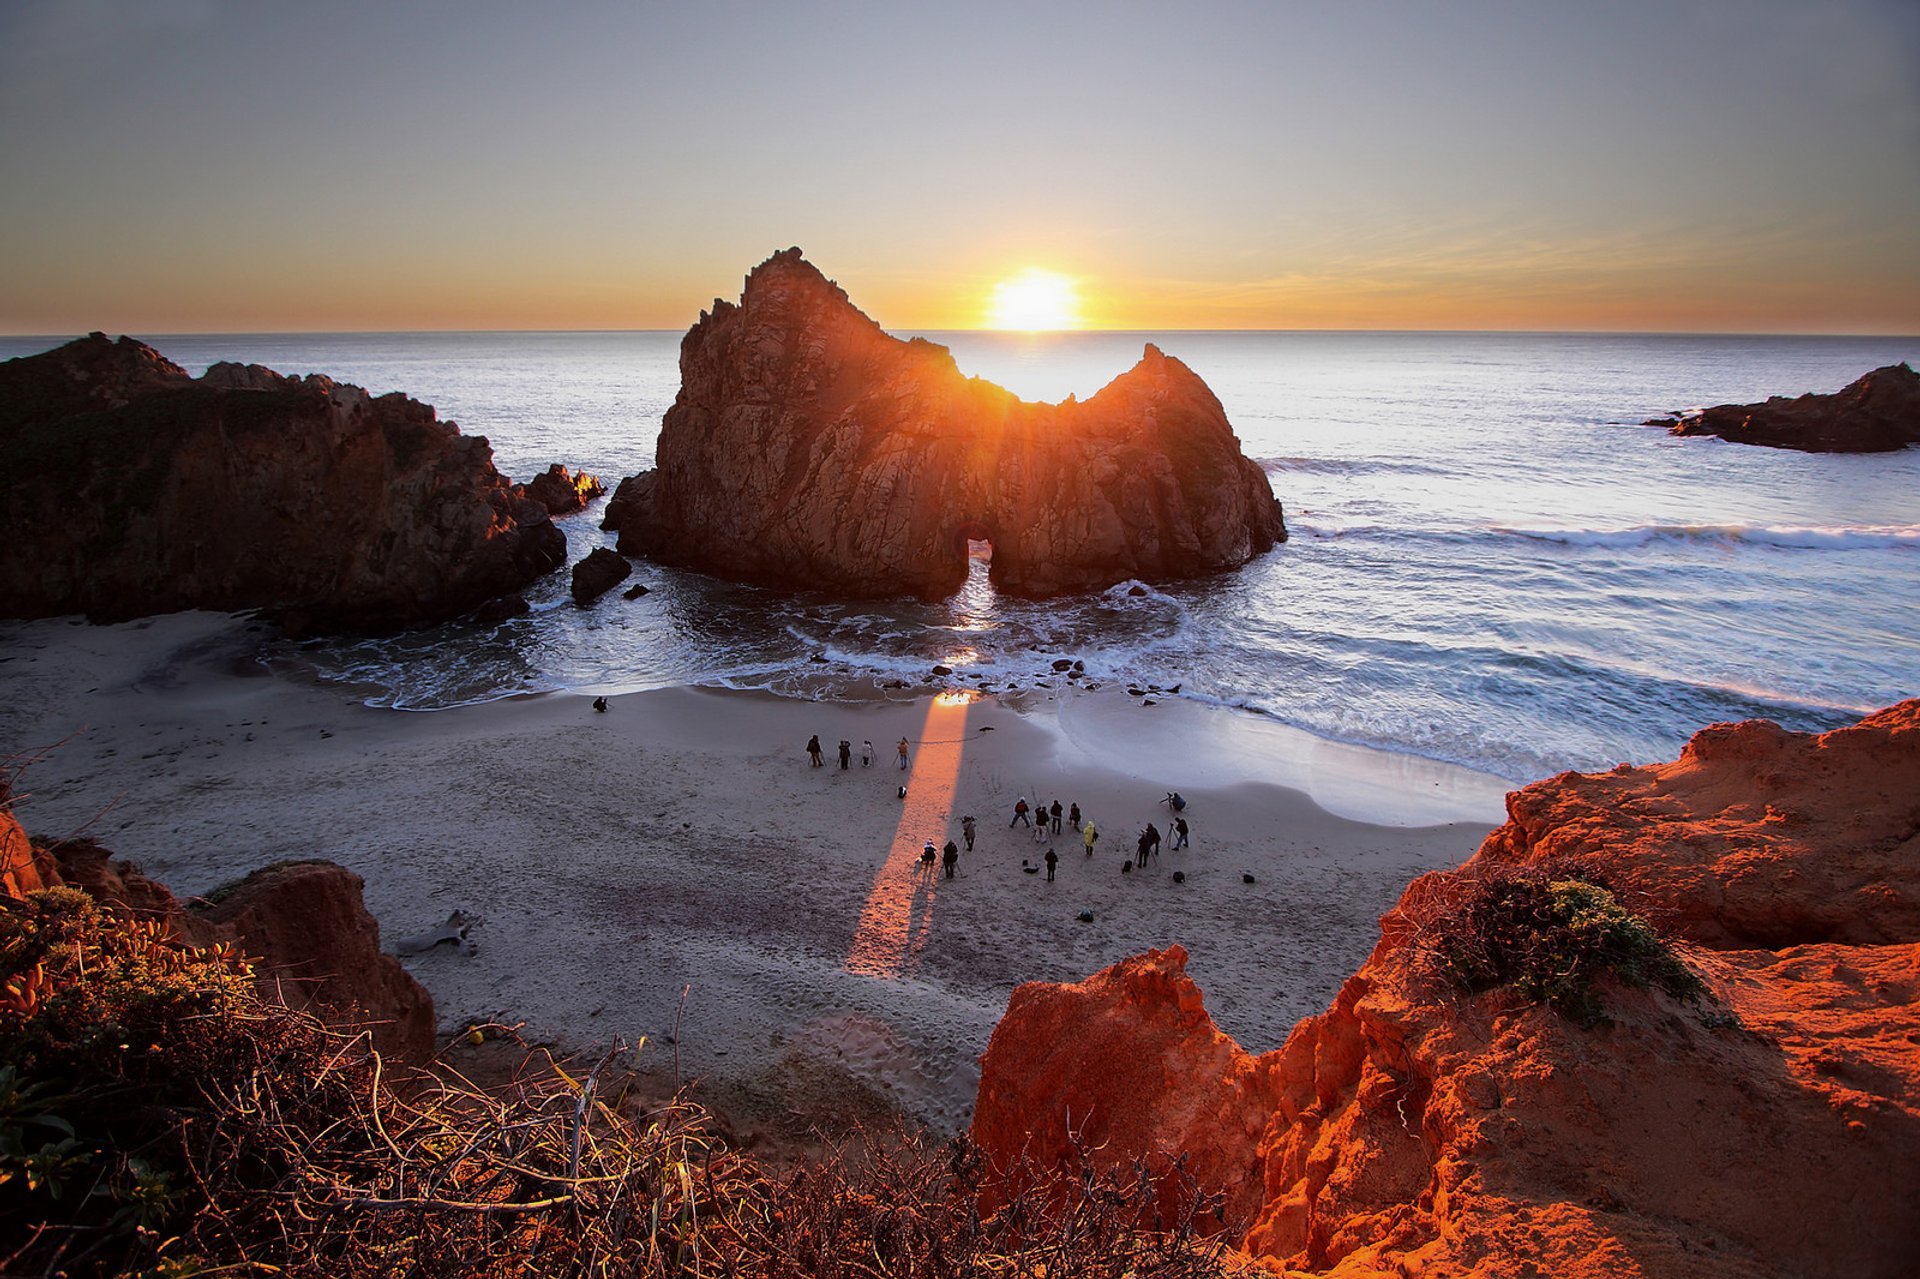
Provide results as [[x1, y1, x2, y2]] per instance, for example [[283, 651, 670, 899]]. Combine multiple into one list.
[[604, 249, 1286, 598], [974, 701, 1920, 1277], [0, 334, 567, 631]]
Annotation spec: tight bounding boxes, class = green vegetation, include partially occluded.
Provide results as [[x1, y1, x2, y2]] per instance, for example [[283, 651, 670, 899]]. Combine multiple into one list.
[[1, 887, 1244, 1277], [1432, 867, 1705, 1026]]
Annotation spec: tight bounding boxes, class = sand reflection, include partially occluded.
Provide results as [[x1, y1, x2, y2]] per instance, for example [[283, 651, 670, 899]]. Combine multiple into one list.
[[843, 692, 974, 977]]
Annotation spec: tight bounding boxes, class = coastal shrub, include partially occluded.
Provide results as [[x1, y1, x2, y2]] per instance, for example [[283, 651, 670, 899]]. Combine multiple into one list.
[[0, 887, 259, 1272], [0, 886, 1245, 1278], [1432, 867, 1704, 1025]]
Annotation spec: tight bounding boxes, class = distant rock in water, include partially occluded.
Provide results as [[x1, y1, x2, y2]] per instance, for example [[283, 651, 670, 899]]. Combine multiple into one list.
[[570, 545, 632, 604], [603, 249, 1286, 598], [973, 699, 1920, 1276], [523, 462, 606, 516], [1647, 362, 1920, 452], [0, 333, 567, 632]]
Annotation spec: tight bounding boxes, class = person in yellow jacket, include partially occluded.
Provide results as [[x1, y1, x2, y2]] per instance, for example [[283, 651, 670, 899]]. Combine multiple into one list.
[[1082, 818, 1099, 857]]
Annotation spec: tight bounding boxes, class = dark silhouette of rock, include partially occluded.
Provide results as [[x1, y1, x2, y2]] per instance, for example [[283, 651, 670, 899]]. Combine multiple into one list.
[[1647, 363, 1920, 452], [621, 582, 650, 600], [570, 546, 632, 604], [523, 463, 606, 515], [0, 334, 566, 632], [472, 593, 530, 625], [973, 701, 1920, 1277], [604, 250, 1286, 598]]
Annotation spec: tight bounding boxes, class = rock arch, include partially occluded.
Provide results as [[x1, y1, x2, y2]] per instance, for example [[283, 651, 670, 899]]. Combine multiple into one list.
[[604, 249, 1286, 599]]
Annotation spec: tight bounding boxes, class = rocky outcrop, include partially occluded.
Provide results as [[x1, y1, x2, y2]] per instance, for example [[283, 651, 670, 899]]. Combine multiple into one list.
[[190, 861, 437, 1062], [0, 333, 567, 632], [604, 249, 1286, 598], [1647, 363, 1920, 452], [972, 702, 1920, 1277], [972, 946, 1280, 1231], [14, 837, 436, 1063], [524, 463, 606, 516], [570, 546, 632, 604]]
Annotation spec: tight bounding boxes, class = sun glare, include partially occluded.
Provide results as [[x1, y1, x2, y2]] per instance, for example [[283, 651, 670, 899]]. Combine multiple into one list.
[[986, 269, 1081, 331]]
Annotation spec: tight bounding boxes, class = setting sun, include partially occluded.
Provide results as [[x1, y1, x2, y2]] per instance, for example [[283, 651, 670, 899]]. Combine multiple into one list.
[[985, 269, 1081, 331]]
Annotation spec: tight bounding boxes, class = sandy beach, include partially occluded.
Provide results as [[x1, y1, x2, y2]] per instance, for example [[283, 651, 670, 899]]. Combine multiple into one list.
[[1, 610, 1508, 1141]]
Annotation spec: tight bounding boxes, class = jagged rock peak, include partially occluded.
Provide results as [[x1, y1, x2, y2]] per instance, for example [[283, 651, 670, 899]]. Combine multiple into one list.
[[607, 250, 1286, 599]]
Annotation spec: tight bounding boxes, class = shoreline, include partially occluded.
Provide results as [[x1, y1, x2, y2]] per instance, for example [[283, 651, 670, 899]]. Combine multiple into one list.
[[1, 610, 1501, 1140]]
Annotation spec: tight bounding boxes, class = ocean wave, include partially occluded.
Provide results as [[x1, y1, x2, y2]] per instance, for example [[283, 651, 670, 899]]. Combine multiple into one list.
[[1291, 520, 1920, 551], [1496, 523, 1920, 551], [1257, 455, 1448, 476]]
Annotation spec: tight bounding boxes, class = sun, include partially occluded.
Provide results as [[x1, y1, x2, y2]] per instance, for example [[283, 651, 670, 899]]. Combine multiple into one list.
[[986, 269, 1081, 331]]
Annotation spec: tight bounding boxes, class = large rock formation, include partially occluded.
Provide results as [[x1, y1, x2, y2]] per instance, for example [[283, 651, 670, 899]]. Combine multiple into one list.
[[1647, 362, 1920, 452], [0, 333, 568, 632], [14, 836, 436, 1063], [604, 249, 1286, 598], [972, 701, 1920, 1277]]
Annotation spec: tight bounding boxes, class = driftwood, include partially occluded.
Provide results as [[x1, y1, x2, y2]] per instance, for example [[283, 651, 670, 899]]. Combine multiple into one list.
[[394, 910, 479, 957]]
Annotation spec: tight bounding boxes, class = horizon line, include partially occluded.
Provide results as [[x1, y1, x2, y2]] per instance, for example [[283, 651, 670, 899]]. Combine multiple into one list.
[[6, 326, 1919, 343]]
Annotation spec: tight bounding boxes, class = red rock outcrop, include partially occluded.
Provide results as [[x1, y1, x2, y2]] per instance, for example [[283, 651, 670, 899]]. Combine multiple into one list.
[[604, 249, 1286, 598], [1647, 363, 1920, 452], [0, 334, 567, 632], [0, 805, 54, 899], [972, 946, 1283, 1230], [973, 701, 1920, 1277], [11, 835, 436, 1063]]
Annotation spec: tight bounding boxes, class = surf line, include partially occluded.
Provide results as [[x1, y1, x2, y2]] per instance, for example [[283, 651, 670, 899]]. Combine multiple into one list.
[[843, 691, 974, 978]]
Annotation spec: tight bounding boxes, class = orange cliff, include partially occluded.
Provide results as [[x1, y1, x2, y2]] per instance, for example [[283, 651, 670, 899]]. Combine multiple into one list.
[[971, 701, 1920, 1277]]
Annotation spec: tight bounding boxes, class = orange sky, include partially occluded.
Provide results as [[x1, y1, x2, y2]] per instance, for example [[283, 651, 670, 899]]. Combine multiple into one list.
[[2, 2, 1917, 336]]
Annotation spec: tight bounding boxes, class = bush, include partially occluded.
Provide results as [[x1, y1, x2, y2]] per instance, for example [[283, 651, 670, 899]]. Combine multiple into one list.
[[1432, 868, 1704, 1025], [0, 888, 1245, 1277]]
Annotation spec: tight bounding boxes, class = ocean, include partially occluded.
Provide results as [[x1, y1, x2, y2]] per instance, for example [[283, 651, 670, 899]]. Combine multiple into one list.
[[6, 328, 1916, 785]]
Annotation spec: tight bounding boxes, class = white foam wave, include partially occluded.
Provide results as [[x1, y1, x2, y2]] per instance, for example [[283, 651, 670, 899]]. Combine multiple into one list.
[[1497, 523, 1920, 551]]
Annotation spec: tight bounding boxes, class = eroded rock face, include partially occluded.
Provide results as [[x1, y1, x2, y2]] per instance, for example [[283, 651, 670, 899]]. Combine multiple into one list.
[[19, 839, 436, 1063], [972, 702, 1920, 1277], [0, 334, 567, 632], [190, 861, 437, 1063], [972, 946, 1281, 1230], [1647, 363, 1920, 452], [605, 249, 1286, 598]]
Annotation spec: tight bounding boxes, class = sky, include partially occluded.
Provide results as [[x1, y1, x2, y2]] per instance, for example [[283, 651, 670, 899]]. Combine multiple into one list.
[[2, 0, 1917, 335]]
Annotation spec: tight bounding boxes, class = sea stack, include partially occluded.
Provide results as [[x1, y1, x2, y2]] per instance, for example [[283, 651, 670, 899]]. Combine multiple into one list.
[[1647, 362, 1920, 453], [603, 249, 1286, 598], [0, 334, 568, 632]]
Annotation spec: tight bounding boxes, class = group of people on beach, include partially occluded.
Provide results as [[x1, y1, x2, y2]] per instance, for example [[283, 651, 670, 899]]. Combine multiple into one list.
[[806, 735, 909, 770], [804, 730, 1194, 885]]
